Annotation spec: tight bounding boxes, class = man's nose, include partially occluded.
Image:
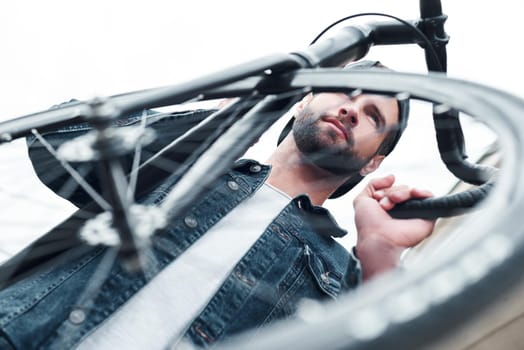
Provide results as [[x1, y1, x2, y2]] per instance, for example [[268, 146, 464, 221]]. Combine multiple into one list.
[[338, 106, 358, 128]]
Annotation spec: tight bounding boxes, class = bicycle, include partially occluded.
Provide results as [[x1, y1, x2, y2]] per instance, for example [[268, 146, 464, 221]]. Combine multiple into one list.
[[0, 1, 522, 349]]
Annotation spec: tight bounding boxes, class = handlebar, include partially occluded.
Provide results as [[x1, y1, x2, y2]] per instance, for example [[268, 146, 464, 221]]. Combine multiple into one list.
[[420, 0, 443, 18]]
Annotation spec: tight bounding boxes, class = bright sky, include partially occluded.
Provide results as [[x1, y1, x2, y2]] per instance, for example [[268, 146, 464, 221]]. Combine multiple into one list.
[[0, 1, 516, 254], [2, 1, 521, 117]]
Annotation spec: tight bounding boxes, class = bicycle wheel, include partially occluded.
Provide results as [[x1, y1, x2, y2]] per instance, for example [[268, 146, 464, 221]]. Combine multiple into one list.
[[0, 69, 514, 350]]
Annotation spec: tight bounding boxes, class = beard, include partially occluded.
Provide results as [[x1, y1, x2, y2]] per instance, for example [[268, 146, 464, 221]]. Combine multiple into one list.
[[292, 109, 372, 176]]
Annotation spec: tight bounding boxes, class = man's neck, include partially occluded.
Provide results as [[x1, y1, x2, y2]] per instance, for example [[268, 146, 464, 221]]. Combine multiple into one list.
[[265, 137, 350, 206]]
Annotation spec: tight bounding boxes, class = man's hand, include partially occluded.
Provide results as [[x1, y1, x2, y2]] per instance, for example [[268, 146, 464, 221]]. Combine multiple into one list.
[[353, 174, 435, 281]]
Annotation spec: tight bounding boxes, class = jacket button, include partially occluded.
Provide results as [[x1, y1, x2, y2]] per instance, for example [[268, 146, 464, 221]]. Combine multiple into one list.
[[184, 216, 198, 228], [227, 180, 239, 191], [69, 308, 86, 324], [320, 273, 329, 284], [249, 164, 262, 173]]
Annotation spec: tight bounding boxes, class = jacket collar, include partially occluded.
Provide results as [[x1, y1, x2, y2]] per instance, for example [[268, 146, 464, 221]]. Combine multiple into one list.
[[234, 159, 347, 238]]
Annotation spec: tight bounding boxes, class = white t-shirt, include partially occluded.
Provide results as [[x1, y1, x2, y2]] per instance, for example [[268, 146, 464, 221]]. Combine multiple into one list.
[[76, 183, 291, 350]]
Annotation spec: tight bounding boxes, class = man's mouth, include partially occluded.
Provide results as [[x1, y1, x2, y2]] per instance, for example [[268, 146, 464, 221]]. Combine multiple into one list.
[[323, 117, 349, 141]]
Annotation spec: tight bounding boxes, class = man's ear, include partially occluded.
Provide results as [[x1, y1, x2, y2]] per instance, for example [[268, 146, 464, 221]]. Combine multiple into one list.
[[359, 155, 385, 176], [295, 93, 313, 114]]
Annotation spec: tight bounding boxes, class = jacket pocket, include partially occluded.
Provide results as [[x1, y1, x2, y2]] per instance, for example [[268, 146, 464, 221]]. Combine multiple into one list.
[[304, 244, 342, 299]]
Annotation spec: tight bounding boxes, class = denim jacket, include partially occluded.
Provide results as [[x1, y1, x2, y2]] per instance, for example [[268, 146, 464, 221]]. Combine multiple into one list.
[[0, 108, 361, 349]]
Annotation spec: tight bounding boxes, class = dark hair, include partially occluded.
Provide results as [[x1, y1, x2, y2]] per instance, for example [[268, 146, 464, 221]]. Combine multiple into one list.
[[377, 125, 400, 156], [277, 60, 410, 198], [377, 100, 409, 156]]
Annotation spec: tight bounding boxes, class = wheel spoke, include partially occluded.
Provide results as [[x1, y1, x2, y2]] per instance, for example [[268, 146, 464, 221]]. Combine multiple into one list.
[[31, 129, 112, 211]]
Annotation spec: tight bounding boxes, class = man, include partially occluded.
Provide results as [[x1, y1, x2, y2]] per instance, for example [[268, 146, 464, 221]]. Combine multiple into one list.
[[0, 61, 434, 349], [268, 89, 434, 280]]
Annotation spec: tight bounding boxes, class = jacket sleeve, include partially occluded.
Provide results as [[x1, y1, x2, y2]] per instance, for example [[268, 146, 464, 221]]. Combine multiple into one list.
[[26, 102, 216, 208]]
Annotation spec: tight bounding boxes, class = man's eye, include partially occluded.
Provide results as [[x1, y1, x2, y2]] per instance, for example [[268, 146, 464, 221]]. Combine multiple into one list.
[[369, 114, 379, 126]]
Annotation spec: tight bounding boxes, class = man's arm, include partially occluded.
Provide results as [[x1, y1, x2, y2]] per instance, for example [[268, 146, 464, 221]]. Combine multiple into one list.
[[353, 174, 435, 281], [26, 106, 216, 208]]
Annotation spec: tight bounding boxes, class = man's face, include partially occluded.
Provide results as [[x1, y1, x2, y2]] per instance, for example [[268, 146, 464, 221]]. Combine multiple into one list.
[[292, 92, 399, 176]]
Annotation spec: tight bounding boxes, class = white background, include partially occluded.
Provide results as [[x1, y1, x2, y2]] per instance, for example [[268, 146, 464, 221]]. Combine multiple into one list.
[[0, 1, 514, 257]]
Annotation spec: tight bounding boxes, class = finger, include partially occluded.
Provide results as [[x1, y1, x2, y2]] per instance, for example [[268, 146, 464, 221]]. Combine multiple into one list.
[[356, 175, 396, 204], [379, 196, 395, 210], [385, 186, 412, 204], [373, 184, 407, 200], [367, 174, 395, 192], [372, 190, 385, 200], [385, 186, 433, 204], [353, 175, 395, 208], [410, 188, 434, 199]]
